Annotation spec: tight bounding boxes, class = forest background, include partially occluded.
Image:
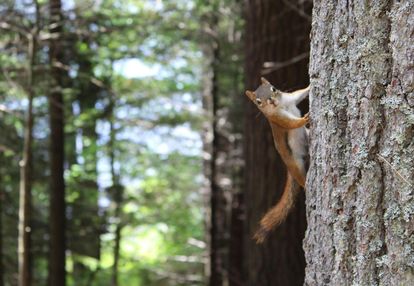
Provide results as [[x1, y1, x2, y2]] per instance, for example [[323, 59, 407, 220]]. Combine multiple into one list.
[[9, 0, 414, 285], [2, 0, 413, 286], [1, 0, 249, 285]]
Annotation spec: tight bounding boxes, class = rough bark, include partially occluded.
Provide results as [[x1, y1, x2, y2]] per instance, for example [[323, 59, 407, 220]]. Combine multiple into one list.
[[49, 0, 66, 284], [305, 1, 414, 285], [244, 0, 311, 285]]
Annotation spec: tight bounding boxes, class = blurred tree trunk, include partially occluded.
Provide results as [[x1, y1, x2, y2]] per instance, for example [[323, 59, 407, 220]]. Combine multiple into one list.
[[109, 92, 123, 286], [18, 36, 34, 286], [209, 21, 227, 286], [71, 42, 102, 284], [200, 3, 228, 285], [0, 169, 3, 286], [17, 1, 40, 281], [48, 0, 66, 284], [111, 219, 122, 286], [202, 34, 226, 286], [228, 191, 243, 286], [304, 1, 414, 285], [244, 0, 311, 285], [201, 1, 245, 285]]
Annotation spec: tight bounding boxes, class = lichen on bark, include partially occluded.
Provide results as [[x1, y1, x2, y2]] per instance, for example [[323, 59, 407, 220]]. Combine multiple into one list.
[[304, 1, 413, 285]]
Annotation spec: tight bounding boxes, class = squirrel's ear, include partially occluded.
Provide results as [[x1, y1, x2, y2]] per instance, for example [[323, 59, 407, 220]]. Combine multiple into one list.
[[261, 77, 270, 85], [245, 90, 256, 101]]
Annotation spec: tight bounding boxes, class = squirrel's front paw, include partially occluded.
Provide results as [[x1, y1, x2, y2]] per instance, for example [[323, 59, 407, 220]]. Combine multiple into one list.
[[304, 113, 309, 122]]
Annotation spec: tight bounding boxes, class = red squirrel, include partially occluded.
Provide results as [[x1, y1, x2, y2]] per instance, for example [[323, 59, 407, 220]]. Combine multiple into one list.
[[245, 77, 309, 243]]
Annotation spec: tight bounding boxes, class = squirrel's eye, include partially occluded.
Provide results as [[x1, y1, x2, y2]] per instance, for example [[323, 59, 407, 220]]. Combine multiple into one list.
[[270, 86, 276, 92], [255, 98, 262, 106]]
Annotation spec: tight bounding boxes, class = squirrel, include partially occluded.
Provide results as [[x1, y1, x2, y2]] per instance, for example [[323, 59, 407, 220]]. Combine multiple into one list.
[[245, 77, 309, 243]]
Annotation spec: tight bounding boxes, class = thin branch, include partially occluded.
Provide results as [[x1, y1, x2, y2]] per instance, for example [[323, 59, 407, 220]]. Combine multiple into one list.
[[261, 52, 309, 75], [0, 22, 27, 38], [52, 61, 115, 93], [151, 268, 204, 284], [0, 144, 15, 154], [187, 237, 206, 249], [168, 255, 207, 264], [282, 0, 312, 22], [1, 67, 27, 94], [0, 104, 13, 114], [377, 154, 413, 187]]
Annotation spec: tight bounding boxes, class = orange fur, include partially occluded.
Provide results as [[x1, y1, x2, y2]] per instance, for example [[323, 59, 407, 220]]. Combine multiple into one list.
[[270, 124, 307, 188], [253, 173, 301, 243], [245, 78, 309, 243], [268, 112, 309, 130]]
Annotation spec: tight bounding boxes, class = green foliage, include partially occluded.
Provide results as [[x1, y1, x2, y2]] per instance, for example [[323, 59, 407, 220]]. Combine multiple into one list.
[[0, 0, 244, 285]]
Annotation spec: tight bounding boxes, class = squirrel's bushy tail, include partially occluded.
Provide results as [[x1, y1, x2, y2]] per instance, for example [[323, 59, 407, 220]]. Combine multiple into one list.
[[254, 173, 301, 243]]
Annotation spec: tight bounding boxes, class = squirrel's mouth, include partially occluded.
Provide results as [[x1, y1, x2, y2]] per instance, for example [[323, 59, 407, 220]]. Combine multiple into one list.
[[266, 98, 278, 106]]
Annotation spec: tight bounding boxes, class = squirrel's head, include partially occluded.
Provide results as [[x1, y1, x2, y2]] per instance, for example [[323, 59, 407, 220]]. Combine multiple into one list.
[[245, 77, 281, 116]]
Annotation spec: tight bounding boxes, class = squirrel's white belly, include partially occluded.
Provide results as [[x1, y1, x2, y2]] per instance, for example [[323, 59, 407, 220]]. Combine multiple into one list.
[[288, 127, 307, 158]]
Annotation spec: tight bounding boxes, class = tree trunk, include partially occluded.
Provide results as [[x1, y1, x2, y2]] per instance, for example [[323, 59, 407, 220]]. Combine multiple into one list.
[[203, 35, 228, 286], [244, 0, 311, 285], [228, 192, 243, 286], [111, 222, 122, 286], [202, 2, 246, 284], [70, 42, 101, 281], [200, 4, 231, 285], [18, 12, 39, 283], [49, 0, 66, 285], [304, 1, 414, 285], [209, 32, 228, 286], [0, 166, 3, 286], [109, 92, 123, 286]]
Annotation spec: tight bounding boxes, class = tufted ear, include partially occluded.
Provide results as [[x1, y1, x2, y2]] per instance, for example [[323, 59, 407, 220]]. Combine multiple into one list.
[[260, 77, 270, 85], [245, 90, 256, 101]]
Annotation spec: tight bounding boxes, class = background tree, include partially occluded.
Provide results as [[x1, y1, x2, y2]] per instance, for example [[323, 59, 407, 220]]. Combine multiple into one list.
[[305, 1, 414, 285], [1, 1, 210, 281], [0, 156, 3, 286], [243, 0, 312, 285], [48, 0, 66, 284], [17, 1, 39, 284], [197, 1, 244, 285], [108, 88, 123, 286], [8, 1, 411, 286], [65, 12, 102, 283]]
